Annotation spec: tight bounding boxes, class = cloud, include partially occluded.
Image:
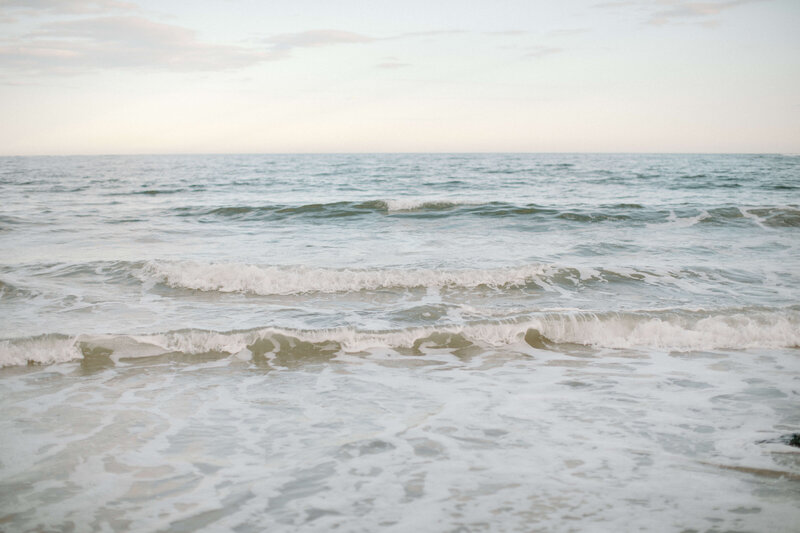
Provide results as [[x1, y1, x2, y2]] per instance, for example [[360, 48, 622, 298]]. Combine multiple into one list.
[[525, 45, 563, 59], [484, 30, 529, 36], [260, 28, 464, 65], [0, 0, 136, 15], [0, 18, 465, 76], [264, 29, 465, 50], [390, 30, 466, 39], [595, 0, 767, 26], [594, 1, 639, 7], [646, 0, 766, 26], [375, 61, 410, 69], [266, 29, 374, 49], [549, 28, 590, 37], [0, 16, 279, 75]]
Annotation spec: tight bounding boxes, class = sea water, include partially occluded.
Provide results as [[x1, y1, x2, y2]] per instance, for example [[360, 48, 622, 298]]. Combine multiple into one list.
[[0, 153, 798, 531]]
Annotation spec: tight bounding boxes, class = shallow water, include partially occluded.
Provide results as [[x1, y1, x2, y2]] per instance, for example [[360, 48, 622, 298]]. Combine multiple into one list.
[[1, 154, 799, 531]]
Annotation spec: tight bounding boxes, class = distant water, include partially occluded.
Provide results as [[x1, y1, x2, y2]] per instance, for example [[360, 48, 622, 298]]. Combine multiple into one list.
[[1, 154, 798, 531]]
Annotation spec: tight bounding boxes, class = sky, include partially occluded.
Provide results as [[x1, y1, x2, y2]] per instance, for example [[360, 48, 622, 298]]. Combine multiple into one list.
[[0, 0, 798, 155]]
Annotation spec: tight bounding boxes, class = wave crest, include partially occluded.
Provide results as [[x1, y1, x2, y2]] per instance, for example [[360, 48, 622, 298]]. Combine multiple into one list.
[[168, 200, 800, 227], [0, 334, 82, 367], [3, 309, 798, 367], [140, 261, 561, 295]]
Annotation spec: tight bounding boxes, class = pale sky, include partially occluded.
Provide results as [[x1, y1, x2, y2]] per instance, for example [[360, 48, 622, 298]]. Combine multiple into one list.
[[1, 0, 798, 154]]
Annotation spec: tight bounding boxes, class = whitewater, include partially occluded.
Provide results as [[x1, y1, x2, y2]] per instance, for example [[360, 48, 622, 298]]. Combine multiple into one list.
[[1, 153, 798, 531]]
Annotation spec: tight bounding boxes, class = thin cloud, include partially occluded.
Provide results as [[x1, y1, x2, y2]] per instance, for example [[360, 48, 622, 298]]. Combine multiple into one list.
[[264, 28, 465, 51], [375, 61, 410, 69], [647, 0, 766, 26], [0, 16, 280, 75], [549, 28, 590, 37], [596, 0, 767, 26], [1, 20, 466, 76], [0, 0, 136, 15], [525, 45, 563, 59], [266, 29, 374, 49], [594, 1, 639, 7], [484, 30, 529, 36], [390, 30, 466, 39]]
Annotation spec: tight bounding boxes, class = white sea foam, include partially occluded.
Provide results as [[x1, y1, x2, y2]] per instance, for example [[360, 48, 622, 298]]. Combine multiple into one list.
[[0, 335, 82, 366], [3, 310, 798, 366], [138, 260, 761, 297], [658, 209, 710, 228], [139, 261, 557, 295], [533, 311, 800, 350], [130, 311, 800, 354], [383, 198, 476, 211], [738, 207, 770, 230]]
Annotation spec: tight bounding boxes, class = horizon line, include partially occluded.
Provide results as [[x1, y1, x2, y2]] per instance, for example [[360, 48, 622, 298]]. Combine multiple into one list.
[[0, 151, 796, 158]]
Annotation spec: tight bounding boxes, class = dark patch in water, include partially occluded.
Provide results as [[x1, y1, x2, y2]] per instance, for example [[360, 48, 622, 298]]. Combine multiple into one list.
[[557, 211, 630, 222], [0, 215, 24, 230], [524, 328, 554, 350], [338, 439, 396, 458], [0, 279, 33, 299], [609, 203, 644, 209], [756, 433, 800, 448], [78, 345, 115, 374], [699, 207, 745, 224], [135, 189, 184, 195], [748, 207, 800, 227]]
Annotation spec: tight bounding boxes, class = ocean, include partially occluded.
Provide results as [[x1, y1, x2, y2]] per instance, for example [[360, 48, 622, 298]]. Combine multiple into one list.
[[1, 153, 798, 531]]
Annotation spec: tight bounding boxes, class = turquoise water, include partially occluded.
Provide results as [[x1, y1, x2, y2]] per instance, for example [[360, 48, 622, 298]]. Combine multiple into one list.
[[1, 154, 798, 531]]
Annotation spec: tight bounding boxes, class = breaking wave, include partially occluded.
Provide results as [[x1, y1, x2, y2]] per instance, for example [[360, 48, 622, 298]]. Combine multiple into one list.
[[3, 309, 798, 367], [137, 260, 774, 296], [140, 261, 574, 294], [7, 259, 772, 299], [172, 199, 475, 220], [167, 200, 800, 227]]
